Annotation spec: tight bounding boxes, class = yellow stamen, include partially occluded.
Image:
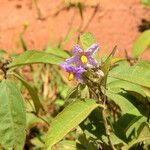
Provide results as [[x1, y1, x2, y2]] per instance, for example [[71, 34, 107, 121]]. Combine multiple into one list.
[[68, 72, 74, 81], [81, 55, 88, 64]]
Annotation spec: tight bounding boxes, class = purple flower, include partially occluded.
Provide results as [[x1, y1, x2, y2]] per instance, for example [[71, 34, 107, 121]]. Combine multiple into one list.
[[60, 63, 86, 82], [65, 43, 99, 68]]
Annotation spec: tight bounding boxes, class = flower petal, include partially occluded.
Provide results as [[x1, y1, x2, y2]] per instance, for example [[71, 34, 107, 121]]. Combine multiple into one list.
[[73, 44, 83, 54], [76, 67, 86, 74], [65, 66, 76, 72], [60, 62, 68, 68], [60, 63, 75, 72], [75, 67, 86, 82], [65, 55, 78, 64], [88, 57, 98, 66], [86, 43, 99, 56], [74, 73, 83, 83], [76, 61, 86, 68]]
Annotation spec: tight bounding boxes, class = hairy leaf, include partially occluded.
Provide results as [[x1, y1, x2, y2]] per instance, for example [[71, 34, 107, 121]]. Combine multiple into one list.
[[125, 116, 146, 139], [123, 122, 150, 149], [0, 80, 26, 149], [8, 50, 65, 68], [106, 90, 141, 115], [107, 80, 146, 97], [45, 99, 99, 149], [132, 30, 150, 57], [114, 114, 143, 142], [58, 140, 85, 150], [141, 0, 150, 5], [80, 32, 96, 50], [19, 34, 27, 51], [109, 61, 150, 88], [109, 73, 150, 88], [102, 46, 117, 75], [46, 47, 70, 59], [13, 73, 43, 114]]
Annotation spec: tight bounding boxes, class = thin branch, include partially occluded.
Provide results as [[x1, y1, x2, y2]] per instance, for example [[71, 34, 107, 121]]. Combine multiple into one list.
[[100, 77, 116, 150], [101, 106, 116, 150], [27, 111, 50, 126]]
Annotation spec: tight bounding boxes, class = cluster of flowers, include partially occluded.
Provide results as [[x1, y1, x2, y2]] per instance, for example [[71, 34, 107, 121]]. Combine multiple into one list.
[[60, 43, 104, 83]]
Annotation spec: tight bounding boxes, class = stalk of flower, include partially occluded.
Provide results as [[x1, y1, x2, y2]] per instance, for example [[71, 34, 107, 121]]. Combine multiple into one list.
[[65, 43, 99, 68]]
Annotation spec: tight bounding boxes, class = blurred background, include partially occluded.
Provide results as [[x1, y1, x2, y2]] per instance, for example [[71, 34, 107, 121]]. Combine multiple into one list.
[[0, 0, 150, 59]]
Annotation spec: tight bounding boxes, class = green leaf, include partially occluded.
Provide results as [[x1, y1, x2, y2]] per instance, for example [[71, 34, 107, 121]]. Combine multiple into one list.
[[125, 116, 146, 139], [58, 140, 85, 150], [141, 0, 150, 5], [114, 114, 142, 142], [13, 73, 43, 114], [46, 47, 70, 59], [27, 113, 44, 129], [80, 108, 105, 140], [80, 33, 95, 50], [123, 122, 150, 149], [132, 30, 150, 57], [30, 137, 44, 148], [107, 80, 146, 97], [105, 90, 141, 115], [108, 61, 150, 88], [45, 99, 99, 150], [109, 73, 150, 88], [78, 134, 99, 150], [102, 46, 117, 75], [19, 34, 28, 51], [8, 50, 65, 68], [142, 87, 150, 97], [137, 122, 150, 138], [0, 80, 26, 149]]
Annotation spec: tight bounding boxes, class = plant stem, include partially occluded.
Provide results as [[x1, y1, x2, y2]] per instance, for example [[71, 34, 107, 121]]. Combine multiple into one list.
[[101, 106, 116, 150], [100, 75, 116, 150], [35, 113, 50, 126]]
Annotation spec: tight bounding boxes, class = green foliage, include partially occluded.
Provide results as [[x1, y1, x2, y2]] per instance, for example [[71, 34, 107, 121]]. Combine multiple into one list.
[[80, 32, 96, 50], [19, 34, 28, 51], [105, 90, 141, 115], [101, 46, 117, 75], [58, 140, 85, 150], [8, 50, 65, 68], [0, 80, 26, 149], [45, 99, 99, 149], [123, 122, 150, 149], [108, 60, 150, 88], [132, 30, 150, 57], [13, 73, 43, 114], [0, 32, 150, 149], [141, 0, 150, 5], [46, 47, 70, 59]]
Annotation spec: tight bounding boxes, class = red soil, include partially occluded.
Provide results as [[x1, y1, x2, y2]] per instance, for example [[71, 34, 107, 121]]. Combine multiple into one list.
[[0, 0, 149, 59]]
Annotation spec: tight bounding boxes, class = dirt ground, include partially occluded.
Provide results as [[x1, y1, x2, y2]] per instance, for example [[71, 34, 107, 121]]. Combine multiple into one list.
[[0, 0, 149, 59]]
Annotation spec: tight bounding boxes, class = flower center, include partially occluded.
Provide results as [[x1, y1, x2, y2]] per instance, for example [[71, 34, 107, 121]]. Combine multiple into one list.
[[81, 55, 88, 64], [68, 72, 74, 81]]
